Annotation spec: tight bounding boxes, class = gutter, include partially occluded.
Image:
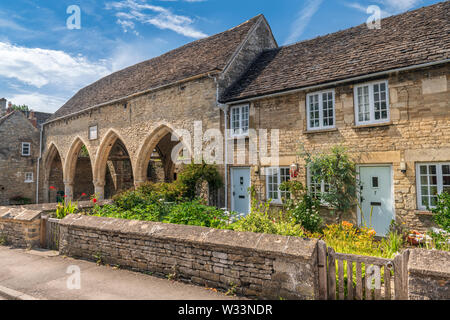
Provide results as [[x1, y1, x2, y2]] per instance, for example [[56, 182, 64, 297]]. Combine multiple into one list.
[[222, 59, 450, 105], [43, 70, 221, 126]]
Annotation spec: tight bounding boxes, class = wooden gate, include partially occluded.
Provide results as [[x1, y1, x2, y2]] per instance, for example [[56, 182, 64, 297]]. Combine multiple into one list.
[[40, 216, 61, 250], [317, 240, 409, 300]]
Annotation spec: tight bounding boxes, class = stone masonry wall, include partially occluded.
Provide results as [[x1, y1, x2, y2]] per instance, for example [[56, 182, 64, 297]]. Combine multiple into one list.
[[227, 64, 450, 232], [59, 214, 319, 300], [408, 249, 450, 300], [0, 112, 40, 205], [0, 207, 41, 248]]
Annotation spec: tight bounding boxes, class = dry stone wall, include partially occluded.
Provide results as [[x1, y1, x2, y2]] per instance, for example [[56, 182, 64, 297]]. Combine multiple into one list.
[[59, 214, 320, 300]]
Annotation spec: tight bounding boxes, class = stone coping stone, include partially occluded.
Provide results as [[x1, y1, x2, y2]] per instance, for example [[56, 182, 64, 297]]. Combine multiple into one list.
[[11, 200, 113, 213], [60, 214, 318, 260], [408, 249, 450, 279], [0, 207, 42, 222]]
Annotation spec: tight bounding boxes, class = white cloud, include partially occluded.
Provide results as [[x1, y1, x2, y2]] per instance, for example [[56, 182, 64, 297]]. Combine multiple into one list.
[[345, 0, 422, 17], [380, 0, 422, 12], [7, 92, 67, 113], [106, 0, 207, 38], [284, 0, 323, 45], [0, 42, 111, 89]]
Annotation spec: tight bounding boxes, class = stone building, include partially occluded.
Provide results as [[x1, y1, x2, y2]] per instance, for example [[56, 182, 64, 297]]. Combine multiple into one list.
[[0, 101, 52, 205], [38, 2, 449, 234]]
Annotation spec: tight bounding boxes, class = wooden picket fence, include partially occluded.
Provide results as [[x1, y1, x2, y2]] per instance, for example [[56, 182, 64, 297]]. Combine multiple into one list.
[[317, 240, 410, 300]]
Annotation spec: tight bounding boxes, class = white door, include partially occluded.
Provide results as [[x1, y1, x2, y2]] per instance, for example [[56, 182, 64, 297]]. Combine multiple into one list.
[[358, 166, 394, 237], [232, 168, 250, 214]]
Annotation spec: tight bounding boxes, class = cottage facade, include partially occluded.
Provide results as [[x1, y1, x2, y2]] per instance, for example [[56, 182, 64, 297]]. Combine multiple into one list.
[[36, 2, 449, 234]]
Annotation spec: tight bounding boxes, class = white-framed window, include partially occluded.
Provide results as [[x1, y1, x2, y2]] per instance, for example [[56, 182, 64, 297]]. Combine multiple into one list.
[[354, 80, 390, 126], [416, 163, 450, 210], [307, 167, 331, 201], [230, 104, 249, 137], [306, 90, 335, 131], [21, 142, 31, 156], [266, 167, 290, 204], [24, 172, 33, 183], [89, 125, 98, 140]]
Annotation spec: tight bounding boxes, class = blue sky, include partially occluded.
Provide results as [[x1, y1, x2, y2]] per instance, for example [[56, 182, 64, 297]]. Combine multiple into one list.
[[0, 0, 443, 113]]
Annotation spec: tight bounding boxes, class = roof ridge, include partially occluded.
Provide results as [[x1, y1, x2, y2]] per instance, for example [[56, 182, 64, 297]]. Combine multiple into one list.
[[281, 1, 447, 49]]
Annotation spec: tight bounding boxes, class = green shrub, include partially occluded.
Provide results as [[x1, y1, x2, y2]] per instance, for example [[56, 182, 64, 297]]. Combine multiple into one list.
[[136, 182, 186, 202], [231, 197, 304, 238], [55, 200, 78, 219], [178, 162, 223, 200], [280, 181, 323, 233], [291, 194, 323, 233], [164, 200, 229, 228], [431, 192, 450, 232]]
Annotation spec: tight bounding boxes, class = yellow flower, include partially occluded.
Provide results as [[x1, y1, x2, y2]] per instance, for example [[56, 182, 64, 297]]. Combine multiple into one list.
[[368, 229, 376, 236]]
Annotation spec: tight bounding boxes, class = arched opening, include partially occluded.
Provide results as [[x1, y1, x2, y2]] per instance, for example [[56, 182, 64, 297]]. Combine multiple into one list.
[[44, 144, 64, 203], [104, 138, 134, 198], [73, 145, 94, 200], [135, 125, 191, 185], [146, 133, 182, 183], [64, 138, 94, 201]]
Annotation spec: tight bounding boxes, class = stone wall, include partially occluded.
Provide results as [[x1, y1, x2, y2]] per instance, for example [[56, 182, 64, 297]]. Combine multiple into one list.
[[227, 64, 450, 232], [59, 214, 319, 300], [0, 200, 111, 248], [0, 207, 41, 248], [408, 249, 450, 300], [0, 112, 40, 205]]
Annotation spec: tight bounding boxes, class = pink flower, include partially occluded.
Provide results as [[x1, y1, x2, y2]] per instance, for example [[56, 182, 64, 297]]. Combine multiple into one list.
[[49, 186, 56, 190]]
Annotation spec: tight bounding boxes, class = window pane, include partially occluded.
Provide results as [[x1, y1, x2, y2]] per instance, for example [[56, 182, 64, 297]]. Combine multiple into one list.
[[309, 94, 320, 128], [241, 105, 249, 134], [322, 91, 334, 128], [357, 86, 370, 122], [442, 165, 450, 175]]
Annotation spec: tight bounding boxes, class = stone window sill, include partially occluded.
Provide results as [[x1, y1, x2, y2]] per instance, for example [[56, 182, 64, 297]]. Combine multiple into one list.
[[352, 122, 392, 129], [303, 128, 338, 134]]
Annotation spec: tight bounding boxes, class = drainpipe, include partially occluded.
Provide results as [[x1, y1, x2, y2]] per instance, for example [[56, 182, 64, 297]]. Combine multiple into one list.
[[36, 123, 43, 204], [209, 73, 229, 210]]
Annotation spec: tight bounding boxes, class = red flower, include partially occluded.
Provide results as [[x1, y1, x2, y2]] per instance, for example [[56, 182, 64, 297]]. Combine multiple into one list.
[[93, 198, 97, 203], [64, 195, 67, 198], [81, 193, 87, 197], [49, 186, 56, 190]]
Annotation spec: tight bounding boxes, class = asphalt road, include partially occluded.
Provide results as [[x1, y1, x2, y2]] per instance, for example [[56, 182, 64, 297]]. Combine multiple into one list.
[[0, 246, 242, 300]]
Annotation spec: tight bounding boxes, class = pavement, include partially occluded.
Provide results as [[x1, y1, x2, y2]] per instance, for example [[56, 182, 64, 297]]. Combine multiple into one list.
[[0, 246, 241, 300]]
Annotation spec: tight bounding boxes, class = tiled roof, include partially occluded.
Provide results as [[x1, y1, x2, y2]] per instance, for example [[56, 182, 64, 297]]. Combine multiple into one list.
[[221, 2, 450, 103], [49, 15, 263, 121]]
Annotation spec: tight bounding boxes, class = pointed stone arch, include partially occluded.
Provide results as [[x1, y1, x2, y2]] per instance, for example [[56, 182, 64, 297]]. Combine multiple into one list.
[[93, 129, 134, 199], [64, 137, 94, 200], [134, 124, 191, 185], [43, 142, 64, 203]]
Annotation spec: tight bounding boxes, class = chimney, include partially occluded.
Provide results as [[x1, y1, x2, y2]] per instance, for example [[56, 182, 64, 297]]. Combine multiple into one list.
[[28, 110, 37, 128], [0, 98, 6, 116], [6, 101, 13, 114]]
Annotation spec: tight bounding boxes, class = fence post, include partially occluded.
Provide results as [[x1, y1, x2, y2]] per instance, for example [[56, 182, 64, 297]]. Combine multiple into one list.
[[327, 247, 336, 300], [317, 240, 328, 300], [394, 250, 410, 300], [40, 215, 48, 248]]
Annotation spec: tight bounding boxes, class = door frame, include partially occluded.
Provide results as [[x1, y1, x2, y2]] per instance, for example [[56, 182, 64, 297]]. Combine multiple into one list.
[[356, 164, 395, 231], [230, 167, 251, 213]]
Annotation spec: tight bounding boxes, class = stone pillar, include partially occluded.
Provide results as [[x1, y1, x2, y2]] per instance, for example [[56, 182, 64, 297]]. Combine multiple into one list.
[[64, 181, 74, 202], [94, 180, 105, 200], [43, 179, 50, 203]]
